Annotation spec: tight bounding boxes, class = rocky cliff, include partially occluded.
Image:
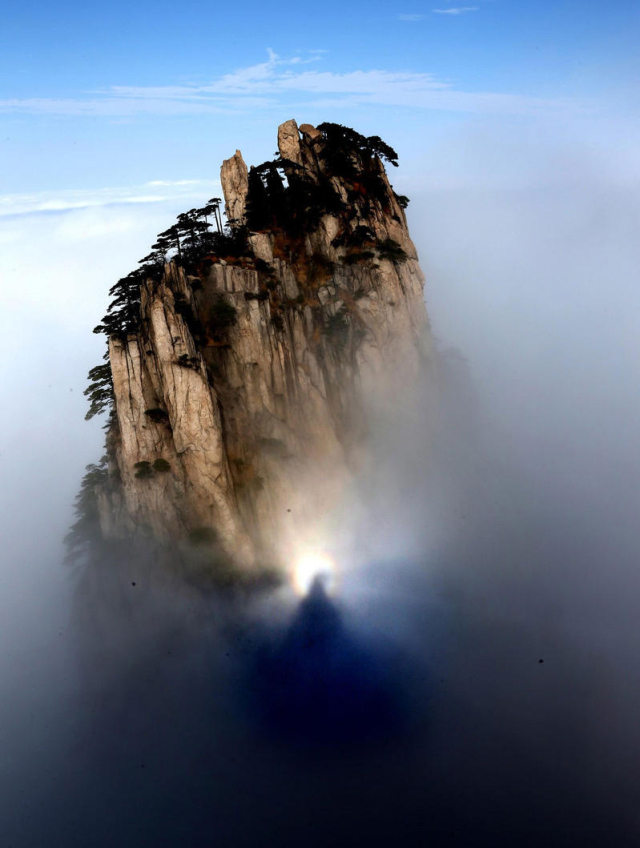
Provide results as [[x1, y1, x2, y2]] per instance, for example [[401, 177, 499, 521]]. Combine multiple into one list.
[[77, 120, 434, 581]]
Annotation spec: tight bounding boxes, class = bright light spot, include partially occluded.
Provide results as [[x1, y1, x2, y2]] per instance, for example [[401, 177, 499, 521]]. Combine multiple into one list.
[[292, 551, 337, 596]]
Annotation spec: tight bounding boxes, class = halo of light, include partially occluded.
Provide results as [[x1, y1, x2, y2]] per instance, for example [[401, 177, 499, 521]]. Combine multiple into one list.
[[292, 551, 337, 596]]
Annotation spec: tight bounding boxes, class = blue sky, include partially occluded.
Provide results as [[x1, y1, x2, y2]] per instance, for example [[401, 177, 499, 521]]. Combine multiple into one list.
[[1, 0, 639, 202]]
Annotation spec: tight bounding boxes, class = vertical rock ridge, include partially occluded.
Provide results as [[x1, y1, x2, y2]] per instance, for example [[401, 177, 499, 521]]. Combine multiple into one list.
[[220, 150, 249, 226], [94, 120, 435, 578]]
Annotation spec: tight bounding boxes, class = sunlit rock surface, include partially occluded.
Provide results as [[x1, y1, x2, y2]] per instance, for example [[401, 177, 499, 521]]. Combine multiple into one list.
[[96, 120, 434, 575]]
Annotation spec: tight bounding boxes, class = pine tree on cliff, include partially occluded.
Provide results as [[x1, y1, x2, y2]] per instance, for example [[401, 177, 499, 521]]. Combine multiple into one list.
[[201, 198, 223, 233], [93, 270, 143, 338], [245, 167, 270, 231], [316, 123, 399, 175], [264, 164, 287, 229], [84, 364, 114, 421]]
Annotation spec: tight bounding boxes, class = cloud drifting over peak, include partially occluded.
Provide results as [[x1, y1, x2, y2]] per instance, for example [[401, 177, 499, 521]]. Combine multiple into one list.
[[0, 50, 583, 120]]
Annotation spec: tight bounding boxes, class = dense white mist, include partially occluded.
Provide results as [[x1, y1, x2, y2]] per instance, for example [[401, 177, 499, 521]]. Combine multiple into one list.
[[1, 121, 639, 845]]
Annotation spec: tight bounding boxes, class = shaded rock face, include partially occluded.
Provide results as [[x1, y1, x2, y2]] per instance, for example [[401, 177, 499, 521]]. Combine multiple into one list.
[[97, 120, 433, 576]]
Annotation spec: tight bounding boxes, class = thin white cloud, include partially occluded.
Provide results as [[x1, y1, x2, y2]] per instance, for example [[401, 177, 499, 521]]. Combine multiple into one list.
[[146, 179, 204, 186], [0, 179, 220, 217], [0, 97, 246, 116], [54, 214, 142, 240], [433, 6, 478, 14], [0, 50, 584, 120]]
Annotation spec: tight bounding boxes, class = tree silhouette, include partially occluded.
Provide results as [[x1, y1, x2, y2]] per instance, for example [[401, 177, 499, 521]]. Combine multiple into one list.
[[245, 167, 271, 231], [317, 123, 399, 176], [157, 224, 182, 258], [93, 270, 143, 338], [64, 460, 108, 563], [202, 197, 223, 233], [84, 364, 114, 421]]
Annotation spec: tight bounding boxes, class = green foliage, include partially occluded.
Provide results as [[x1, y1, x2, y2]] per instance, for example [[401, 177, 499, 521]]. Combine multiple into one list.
[[356, 171, 389, 206], [92, 197, 238, 343], [205, 225, 250, 259], [246, 158, 307, 233], [65, 461, 108, 563], [209, 297, 238, 332], [245, 167, 271, 231], [93, 270, 143, 339], [91, 123, 400, 350], [376, 238, 408, 263], [343, 251, 376, 266], [84, 363, 114, 420], [287, 177, 344, 234], [331, 225, 376, 250], [131, 458, 171, 477], [394, 193, 410, 209], [243, 124, 398, 239], [254, 257, 275, 274], [362, 133, 400, 167], [316, 122, 399, 178], [265, 165, 287, 224]]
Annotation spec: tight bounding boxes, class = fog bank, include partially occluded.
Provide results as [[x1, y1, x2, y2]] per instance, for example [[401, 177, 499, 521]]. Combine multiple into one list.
[[1, 131, 639, 846]]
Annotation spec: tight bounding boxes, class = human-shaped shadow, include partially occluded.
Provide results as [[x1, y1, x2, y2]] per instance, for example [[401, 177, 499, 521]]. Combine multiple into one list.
[[250, 578, 406, 747]]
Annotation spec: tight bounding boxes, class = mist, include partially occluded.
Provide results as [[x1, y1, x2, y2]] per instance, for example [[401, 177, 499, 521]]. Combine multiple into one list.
[[1, 127, 639, 846]]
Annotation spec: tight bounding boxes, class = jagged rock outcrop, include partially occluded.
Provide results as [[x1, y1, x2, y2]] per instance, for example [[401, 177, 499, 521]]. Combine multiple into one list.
[[220, 151, 249, 225], [94, 120, 434, 578]]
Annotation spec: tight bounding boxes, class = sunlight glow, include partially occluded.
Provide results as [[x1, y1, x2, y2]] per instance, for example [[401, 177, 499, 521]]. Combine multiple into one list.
[[292, 551, 337, 596]]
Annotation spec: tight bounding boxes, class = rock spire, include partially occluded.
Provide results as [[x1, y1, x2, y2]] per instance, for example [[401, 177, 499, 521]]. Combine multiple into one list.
[[82, 119, 434, 581]]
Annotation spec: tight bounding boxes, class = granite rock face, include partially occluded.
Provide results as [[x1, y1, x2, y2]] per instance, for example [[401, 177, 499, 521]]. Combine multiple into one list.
[[220, 151, 249, 226], [96, 120, 434, 577]]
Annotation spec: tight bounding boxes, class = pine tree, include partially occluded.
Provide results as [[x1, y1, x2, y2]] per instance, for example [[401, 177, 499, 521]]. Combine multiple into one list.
[[93, 270, 143, 338], [84, 364, 114, 420], [245, 167, 270, 231]]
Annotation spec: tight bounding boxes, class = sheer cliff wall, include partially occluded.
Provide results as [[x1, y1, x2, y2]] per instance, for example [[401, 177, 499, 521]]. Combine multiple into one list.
[[95, 120, 434, 576]]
